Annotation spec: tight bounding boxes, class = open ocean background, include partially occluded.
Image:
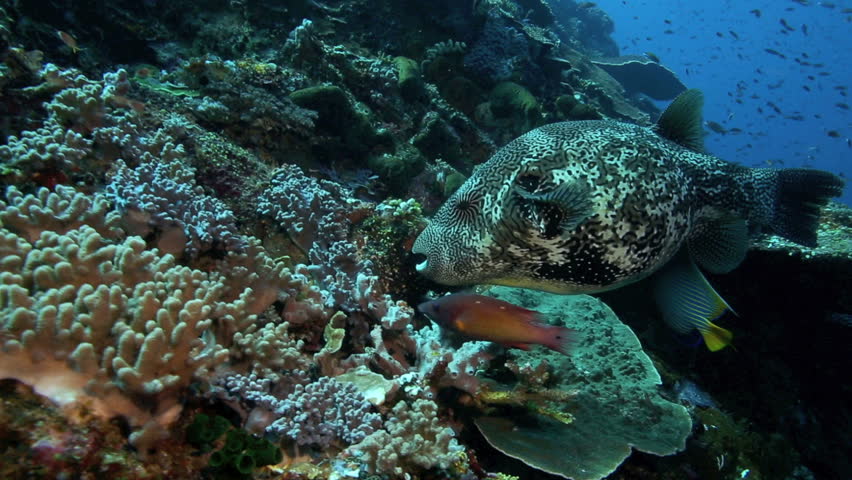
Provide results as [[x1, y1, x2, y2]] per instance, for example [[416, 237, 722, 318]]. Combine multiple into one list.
[[591, 0, 851, 205]]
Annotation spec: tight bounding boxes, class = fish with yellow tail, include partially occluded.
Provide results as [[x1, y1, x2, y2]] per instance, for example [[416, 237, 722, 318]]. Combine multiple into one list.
[[412, 90, 845, 351], [418, 292, 577, 355], [57, 31, 82, 54]]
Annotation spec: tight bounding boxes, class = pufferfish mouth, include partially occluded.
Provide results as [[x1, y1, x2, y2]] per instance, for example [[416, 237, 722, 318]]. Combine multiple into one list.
[[412, 253, 429, 272]]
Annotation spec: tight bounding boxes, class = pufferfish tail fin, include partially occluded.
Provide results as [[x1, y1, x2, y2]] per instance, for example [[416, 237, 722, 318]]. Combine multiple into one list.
[[654, 250, 734, 352], [770, 168, 845, 248]]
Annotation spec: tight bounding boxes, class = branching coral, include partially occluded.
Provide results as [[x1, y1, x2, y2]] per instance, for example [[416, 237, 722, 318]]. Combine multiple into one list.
[[0, 185, 122, 242], [257, 163, 356, 254], [223, 374, 383, 448], [0, 65, 182, 189], [0, 186, 302, 454], [346, 398, 465, 476], [107, 157, 245, 256]]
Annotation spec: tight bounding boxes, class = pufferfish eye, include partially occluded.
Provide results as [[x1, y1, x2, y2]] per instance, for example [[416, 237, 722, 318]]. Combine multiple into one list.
[[451, 189, 482, 222]]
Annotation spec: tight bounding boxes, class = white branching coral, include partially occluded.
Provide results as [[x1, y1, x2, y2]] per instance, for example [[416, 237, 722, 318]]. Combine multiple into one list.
[[346, 398, 464, 475], [0, 186, 311, 453], [0, 185, 122, 242]]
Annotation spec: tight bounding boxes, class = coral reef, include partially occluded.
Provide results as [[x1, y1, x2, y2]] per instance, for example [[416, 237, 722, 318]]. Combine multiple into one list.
[[0, 186, 281, 452], [106, 157, 246, 256], [0, 0, 845, 478]]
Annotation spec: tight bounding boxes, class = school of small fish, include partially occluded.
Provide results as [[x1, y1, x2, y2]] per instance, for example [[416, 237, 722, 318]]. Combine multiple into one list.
[[619, 0, 851, 169]]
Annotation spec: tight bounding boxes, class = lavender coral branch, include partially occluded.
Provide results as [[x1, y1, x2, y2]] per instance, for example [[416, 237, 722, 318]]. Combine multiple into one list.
[[107, 158, 245, 256], [223, 373, 382, 448]]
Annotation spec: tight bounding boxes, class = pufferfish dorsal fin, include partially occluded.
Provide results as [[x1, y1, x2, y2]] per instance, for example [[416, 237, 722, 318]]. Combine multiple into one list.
[[687, 216, 749, 274], [515, 181, 594, 237], [655, 89, 705, 153]]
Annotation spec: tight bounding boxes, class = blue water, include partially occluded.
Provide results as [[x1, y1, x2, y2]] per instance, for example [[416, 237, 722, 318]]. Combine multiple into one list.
[[589, 0, 851, 205]]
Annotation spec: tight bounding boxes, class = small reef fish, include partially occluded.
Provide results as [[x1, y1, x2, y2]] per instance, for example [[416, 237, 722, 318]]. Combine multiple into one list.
[[412, 90, 844, 351], [57, 30, 80, 53], [706, 120, 727, 134], [418, 293, 576, 355], [764, 48, 787, 59]]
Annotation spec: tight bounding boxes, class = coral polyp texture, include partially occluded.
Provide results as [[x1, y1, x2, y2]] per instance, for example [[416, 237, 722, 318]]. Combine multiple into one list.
[[0, 187, 266, 450], [0, 0, 847, 479]]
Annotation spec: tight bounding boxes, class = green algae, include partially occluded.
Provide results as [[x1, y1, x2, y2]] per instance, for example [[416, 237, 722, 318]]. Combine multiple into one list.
[[186, 413, 282, 478]]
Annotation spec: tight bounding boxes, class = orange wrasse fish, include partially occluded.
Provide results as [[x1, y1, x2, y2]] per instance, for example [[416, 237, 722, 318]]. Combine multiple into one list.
[[418, 293, 577, 355]]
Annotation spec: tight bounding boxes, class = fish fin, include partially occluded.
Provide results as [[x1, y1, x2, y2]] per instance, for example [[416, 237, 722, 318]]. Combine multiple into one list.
[[770, 168, 845, 247], [503, 343, 532, 351], [688, 216, 749, 274], [453, 317, 469, 333], [700, 321, 734, 352], [655, 89, 705, 152], [654, 251, 734, 351], [515, 181, 594, 236], [542, 325, 579, 356]]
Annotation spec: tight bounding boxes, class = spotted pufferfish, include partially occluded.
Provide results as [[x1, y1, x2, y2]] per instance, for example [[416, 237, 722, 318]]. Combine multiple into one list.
[[412, 90, 845, 351]]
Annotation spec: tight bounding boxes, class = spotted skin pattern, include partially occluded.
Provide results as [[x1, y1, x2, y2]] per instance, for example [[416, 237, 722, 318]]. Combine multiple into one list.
[[412, 120, 781, 294]]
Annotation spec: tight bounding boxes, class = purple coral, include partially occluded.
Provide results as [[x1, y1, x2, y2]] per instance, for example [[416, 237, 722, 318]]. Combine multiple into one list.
[[223, 373, 382, 448], [106, 159, 245, 256], [256, 164, 353, 251], [257, 165, 377, 311], [267, 377, 382, 447]]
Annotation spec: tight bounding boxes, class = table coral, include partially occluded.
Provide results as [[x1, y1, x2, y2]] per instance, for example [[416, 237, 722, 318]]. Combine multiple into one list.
[[474, 287, 692, 480]]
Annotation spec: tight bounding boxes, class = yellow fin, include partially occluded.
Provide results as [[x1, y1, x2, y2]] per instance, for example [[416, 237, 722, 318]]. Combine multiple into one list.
[[654, 249, 735, 346], [701, 321, 733, 352]]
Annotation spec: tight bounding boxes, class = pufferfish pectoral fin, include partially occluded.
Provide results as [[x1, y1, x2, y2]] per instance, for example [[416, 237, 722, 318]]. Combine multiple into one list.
[[514, 181, 594, 235], [687, 216, 749, 274], [653, 250, 734, 352]]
